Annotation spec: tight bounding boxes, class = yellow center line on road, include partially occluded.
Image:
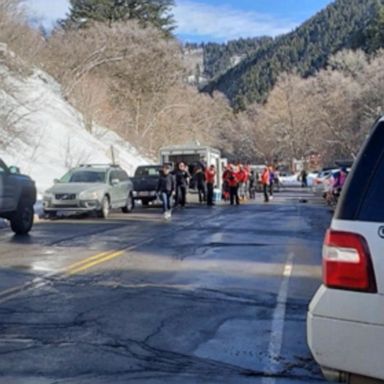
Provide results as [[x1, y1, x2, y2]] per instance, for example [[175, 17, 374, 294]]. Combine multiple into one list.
[[64, 251, 115, 272], [66, 250, 124, 276], [0, 250, 126, 303], [0, 236, 160, 303], [65, 237, 155, 276]]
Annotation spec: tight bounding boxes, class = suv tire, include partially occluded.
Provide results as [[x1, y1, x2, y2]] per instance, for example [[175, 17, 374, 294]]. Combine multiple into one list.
[[10, 202, 34, 235], [122, 194, 134, 213], [98, 196, 110, 219]]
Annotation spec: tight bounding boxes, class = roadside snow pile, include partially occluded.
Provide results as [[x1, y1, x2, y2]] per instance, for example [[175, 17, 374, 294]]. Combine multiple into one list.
[[0, 65, 150, 194]]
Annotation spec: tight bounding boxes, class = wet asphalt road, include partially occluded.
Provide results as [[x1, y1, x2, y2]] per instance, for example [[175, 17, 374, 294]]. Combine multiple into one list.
[[0, 190, 331, 384]]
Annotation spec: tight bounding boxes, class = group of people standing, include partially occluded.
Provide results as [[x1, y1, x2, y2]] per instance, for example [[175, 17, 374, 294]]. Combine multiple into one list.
[[222, 164, 278, 205], [222, 164, 249, 205], [156, 161, 278, 219], [156, 161, 217, 219]]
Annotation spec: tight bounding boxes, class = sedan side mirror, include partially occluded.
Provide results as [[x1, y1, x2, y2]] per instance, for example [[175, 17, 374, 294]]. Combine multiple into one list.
[[53, 178, 60, 184], [9, 166, 20, 174], [111, 178, 120, 186]]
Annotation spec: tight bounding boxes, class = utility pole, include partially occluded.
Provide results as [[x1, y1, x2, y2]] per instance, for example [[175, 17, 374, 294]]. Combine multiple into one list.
[[111, 145, 116, 165]]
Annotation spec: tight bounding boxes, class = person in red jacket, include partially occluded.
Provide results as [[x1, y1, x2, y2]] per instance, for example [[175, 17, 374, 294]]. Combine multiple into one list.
[[236, 164, 247, 201], [226, 166, 240, 205], [261, 166, 270, 203], [222, 164, 231, 201], [205, 164, 216, 206]]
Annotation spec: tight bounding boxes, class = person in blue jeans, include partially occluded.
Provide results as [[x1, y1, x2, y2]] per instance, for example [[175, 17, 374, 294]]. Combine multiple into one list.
[[156, 164, 175, 219]]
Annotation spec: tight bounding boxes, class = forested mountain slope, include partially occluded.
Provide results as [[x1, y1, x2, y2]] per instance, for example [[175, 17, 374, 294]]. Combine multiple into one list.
[[203, 0, 383, 109], [200, 37, 273, 79]]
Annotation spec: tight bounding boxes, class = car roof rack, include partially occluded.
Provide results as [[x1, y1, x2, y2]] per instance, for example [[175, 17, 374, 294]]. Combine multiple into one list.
[[78, 163, 120, 168], [335, 159, 354, 168]]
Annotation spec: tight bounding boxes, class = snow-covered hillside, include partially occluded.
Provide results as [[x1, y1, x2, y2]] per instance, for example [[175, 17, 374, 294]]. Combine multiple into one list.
[[0, 63, 150, 194]]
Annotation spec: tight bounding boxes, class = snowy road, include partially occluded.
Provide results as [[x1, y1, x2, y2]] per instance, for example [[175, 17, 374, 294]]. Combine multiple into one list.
[[0, 190, 330, 383]]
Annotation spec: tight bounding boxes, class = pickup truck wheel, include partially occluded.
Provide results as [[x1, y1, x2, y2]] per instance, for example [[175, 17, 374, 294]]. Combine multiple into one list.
[[122, 194, 134, 213], [44, 210, 57, 219], [10, 203, 34, 235]]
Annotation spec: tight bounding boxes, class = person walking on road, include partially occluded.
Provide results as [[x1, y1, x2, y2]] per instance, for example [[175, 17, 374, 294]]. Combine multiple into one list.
[[205, 164, 216, 206], [269, 165, 275, 199], [226, 166, 240, 206], [157, 164, 175, 219], [237, 164, 248, 201], [261, 166, 270, 203], [174, 162, 190, 208], [301, 169, 308, 188], [244, 163, 251, 199], [249, 170, 256, 199], [194, 166, 206, 203], [332, 167, 348, 194]]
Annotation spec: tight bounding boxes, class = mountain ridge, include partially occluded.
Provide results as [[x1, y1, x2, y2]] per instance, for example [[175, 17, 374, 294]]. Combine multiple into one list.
[[202, 0, 382, 109]]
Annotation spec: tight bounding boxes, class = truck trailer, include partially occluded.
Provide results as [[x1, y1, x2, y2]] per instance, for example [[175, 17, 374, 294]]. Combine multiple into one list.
[[159, 144, 226, 190]]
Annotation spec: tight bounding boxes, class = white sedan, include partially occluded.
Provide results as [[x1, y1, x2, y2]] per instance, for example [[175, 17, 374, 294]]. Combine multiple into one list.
[[278, 172, 318, 187]]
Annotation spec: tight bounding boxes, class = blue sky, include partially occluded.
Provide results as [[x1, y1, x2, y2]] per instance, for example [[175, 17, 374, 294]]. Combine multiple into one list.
[[26, 0, 334, 43]]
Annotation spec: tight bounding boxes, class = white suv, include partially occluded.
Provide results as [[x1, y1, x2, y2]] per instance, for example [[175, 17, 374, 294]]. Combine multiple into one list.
[[307, 117, 384, 383]]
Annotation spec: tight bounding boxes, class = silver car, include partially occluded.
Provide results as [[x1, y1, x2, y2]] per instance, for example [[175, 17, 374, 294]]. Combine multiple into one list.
[[43, 164, 134, 218]]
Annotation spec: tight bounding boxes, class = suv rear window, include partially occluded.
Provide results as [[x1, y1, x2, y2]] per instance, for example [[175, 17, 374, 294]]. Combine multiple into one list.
[[135, 166, 161, 177], [358, 150, 384, 222], [336, 120, 384, 222]]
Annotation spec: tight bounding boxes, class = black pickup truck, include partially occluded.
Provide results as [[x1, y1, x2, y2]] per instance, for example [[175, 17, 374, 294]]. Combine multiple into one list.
[[131, 165, 162, 206], [0, 158, 37, 234]]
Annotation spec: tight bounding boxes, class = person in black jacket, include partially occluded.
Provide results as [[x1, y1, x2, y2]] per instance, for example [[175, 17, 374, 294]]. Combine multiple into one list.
[[194, 166, 206, 203], [157, 164, 175, 219], [174, 162, 190, 208]]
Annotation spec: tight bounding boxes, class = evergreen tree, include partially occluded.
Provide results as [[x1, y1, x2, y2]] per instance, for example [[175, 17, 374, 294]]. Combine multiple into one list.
[[202, 0, 384, 110], [358, 2, 384, 53], [62, 0, 175, 33]]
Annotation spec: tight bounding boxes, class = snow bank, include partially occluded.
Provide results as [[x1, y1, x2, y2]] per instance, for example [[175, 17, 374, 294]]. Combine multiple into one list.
[[0, 66, 150, 194]]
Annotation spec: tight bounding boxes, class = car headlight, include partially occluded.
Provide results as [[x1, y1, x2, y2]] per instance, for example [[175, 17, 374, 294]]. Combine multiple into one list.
[[43, 192, 54, 200], [79, 191, 99, 200]]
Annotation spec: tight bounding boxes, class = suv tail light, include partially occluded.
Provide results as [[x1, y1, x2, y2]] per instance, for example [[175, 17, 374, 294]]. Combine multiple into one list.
[[323, 230, 377, 293]]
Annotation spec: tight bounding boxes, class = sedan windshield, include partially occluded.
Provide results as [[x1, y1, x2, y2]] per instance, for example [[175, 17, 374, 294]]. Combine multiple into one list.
[[61, 170, 107, 183]]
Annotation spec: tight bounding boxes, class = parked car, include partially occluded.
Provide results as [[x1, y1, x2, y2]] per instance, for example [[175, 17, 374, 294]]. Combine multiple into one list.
[[0, 158, 36, 234], [312, 169, 338, 197], [131, 165, 162, 206], [279, 171, 318, 187], [278, 172, 300, 187], [307, 117, 384, 383], [43, 164, 134, 218]]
